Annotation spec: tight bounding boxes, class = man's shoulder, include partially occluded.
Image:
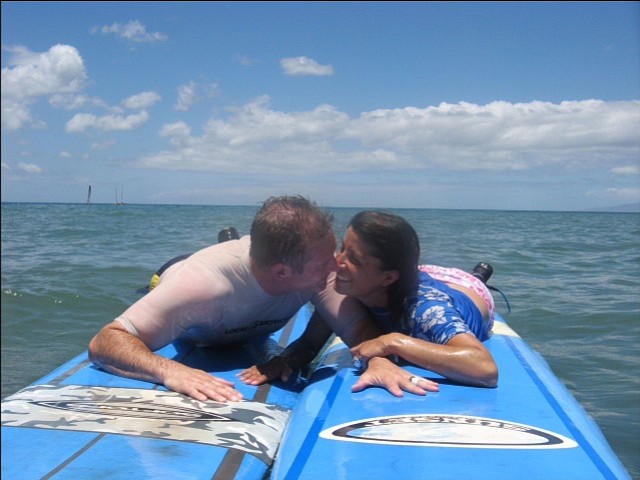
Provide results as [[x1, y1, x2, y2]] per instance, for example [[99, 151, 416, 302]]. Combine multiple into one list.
[[161, 237, 252, 290], [192, 235, 251, 257]]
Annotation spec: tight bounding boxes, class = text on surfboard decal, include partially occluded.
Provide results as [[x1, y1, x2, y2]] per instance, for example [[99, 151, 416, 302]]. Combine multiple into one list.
[[320, 414, 578, 449]]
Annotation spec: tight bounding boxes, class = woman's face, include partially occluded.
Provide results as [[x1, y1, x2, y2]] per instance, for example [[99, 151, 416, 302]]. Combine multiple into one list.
[[334, 226, 398, 308]]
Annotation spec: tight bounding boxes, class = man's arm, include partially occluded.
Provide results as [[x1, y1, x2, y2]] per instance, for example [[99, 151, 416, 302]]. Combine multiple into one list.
[[88, 322, 243, 402]]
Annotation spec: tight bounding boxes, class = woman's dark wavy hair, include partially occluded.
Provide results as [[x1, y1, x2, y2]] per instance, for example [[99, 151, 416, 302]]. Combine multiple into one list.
[[348, 210, 420, 324], [250, 195, 334, 273]]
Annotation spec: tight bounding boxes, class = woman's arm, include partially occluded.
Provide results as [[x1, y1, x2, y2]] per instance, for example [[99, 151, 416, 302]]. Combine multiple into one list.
[[238, 310, 333, 385], [351, 332, 498, 387]]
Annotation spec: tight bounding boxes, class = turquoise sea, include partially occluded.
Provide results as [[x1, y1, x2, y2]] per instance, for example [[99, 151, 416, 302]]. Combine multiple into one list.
[[2, 202, 639, 477]]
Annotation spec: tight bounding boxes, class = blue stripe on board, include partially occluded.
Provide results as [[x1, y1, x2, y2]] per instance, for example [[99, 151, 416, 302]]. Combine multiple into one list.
[[283, 369, 347, 480], [503, 336, 619, 480]]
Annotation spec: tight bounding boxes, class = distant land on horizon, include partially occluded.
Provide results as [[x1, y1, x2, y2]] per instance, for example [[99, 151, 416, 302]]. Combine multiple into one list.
[[592, 203, 640, 213], [2, 201, 639, 213]]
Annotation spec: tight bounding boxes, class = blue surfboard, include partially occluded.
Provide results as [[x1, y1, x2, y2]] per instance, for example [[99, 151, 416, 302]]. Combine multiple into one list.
[[2, 306, 631, 479], [271, 314, 631, 480], [1, 304, 313, 480]]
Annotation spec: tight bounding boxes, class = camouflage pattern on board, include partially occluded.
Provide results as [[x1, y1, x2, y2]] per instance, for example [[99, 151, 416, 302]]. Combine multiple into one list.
[[1, 384, 290, 464]]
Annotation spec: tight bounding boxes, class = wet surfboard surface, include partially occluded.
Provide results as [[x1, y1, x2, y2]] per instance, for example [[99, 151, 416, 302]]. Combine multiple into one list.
[[2, 306, 631, 479], [270, 315, 631, 480], [1, 304, 313, 480]]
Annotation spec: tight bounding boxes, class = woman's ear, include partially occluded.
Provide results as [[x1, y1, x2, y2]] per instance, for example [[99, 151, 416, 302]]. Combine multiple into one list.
[[381, 270, 400, 287]]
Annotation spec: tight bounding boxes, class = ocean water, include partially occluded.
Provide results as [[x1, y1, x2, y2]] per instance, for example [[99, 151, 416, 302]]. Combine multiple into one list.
[[2, 202, 639, 477]]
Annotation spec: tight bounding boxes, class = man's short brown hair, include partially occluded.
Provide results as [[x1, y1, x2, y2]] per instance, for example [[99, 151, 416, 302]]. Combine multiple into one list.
[[250, 195, 334, 273]]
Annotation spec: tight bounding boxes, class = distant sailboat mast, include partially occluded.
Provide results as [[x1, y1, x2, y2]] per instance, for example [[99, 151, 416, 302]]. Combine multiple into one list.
[[115, 186, 125, 205], [86, 185, 92, 204]]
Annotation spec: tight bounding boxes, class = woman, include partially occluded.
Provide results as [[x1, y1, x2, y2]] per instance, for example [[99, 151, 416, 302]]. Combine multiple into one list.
[[239, 210, 498, 389]]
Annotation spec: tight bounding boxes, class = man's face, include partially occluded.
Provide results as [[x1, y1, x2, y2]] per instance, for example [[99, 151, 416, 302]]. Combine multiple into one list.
[[290, 232, 338, 292]]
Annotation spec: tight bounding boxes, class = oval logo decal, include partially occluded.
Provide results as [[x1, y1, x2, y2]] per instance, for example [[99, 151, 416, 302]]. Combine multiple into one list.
[[320, 414, 577, 449]]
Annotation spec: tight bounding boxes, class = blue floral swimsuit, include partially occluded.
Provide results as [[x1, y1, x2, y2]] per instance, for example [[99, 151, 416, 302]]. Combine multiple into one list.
[[400, 270, 491, 344]]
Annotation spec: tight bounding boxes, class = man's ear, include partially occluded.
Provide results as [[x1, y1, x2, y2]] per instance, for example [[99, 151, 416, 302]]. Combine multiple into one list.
[[271, 263, 293, 281], [381, 270, 400, 288]]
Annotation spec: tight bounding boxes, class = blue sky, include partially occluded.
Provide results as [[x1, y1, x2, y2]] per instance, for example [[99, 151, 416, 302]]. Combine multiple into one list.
[[2, 1, 639, 210]]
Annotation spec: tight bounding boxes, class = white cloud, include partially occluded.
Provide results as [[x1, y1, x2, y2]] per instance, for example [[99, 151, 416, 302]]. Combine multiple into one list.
[[280, 56, 334, 76], [91, 139, 116, 150], [92, 21, 167, 43], [122, 91, 161, 110], [49, 94, 111, 111], [58, 151, 72, 158], [138, 98, 640, 177], [160, 122, 192, 146], [1, 44, 87, 98], [1, 98, 35, 130], [65, 111, 149, 133], [175, 81, 220, 111], [175, 82, 199, 112], [50, 91, 159, 115], [601, 187, 640, 199], [235, 55, 256, 67], [345, 99, 640, 170], [1, 44, 88, 130], [611, 165, 639, 175], [17, 162, 42, 174]]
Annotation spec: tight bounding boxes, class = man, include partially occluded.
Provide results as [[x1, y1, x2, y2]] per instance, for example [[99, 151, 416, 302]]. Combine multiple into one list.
[[89, 195, 438, 402], [147, 227, 240, 291]]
